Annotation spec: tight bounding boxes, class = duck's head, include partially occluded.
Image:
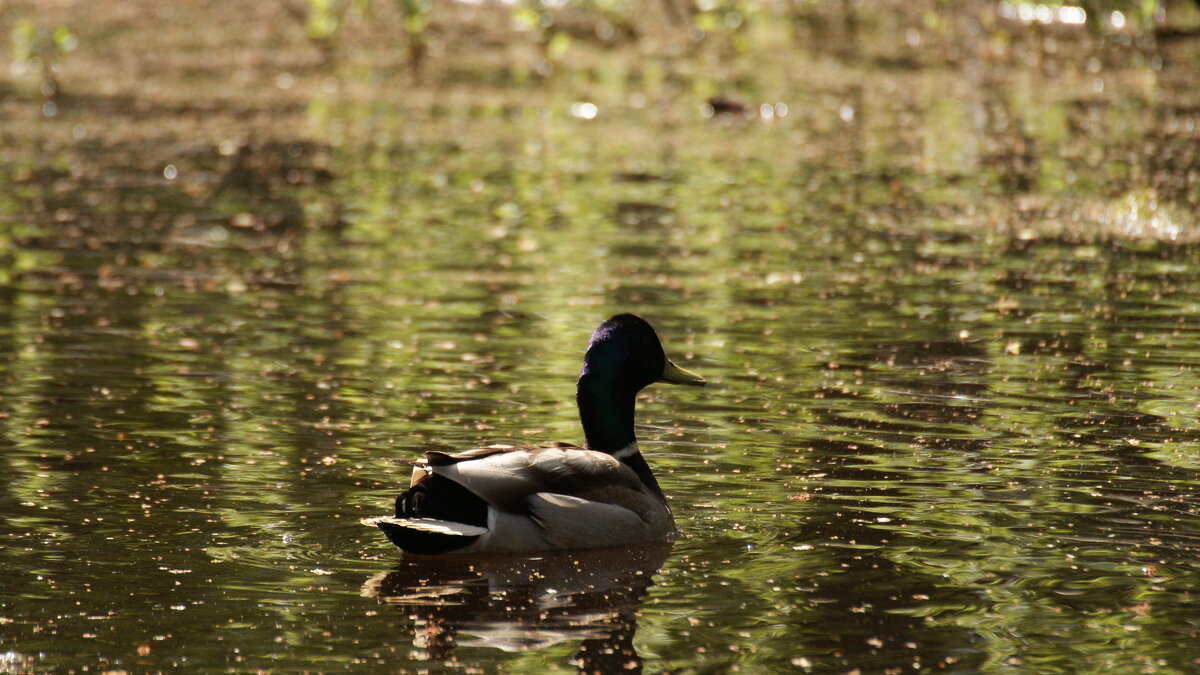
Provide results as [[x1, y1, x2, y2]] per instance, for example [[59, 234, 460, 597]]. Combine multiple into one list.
[[579, 314, 706, 393]]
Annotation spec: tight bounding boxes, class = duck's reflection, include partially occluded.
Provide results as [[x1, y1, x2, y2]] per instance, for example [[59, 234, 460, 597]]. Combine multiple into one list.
[[362, 542, 672, 671]]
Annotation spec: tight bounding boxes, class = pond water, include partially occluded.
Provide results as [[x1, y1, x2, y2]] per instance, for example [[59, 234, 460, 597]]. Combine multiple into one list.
[[2, 3, 1200, 673]]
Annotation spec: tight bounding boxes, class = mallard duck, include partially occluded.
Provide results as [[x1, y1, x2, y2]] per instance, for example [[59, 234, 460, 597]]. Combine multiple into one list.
[[363, 313, 705, 555]]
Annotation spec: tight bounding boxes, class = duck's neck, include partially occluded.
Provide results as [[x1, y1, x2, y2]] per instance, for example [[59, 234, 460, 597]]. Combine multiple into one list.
[[613, 441, 667, 500], [577, 375, 637, 453], [577, 376, 666, 499]]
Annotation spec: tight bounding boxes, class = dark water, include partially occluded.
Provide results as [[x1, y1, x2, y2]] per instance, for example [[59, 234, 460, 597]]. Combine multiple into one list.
[[3, 5, 1200, 673]]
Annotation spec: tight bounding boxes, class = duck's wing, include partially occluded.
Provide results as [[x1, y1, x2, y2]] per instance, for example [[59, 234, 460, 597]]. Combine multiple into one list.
[[436, 445, 673, 550], [527, 488, 671, 550], [429, 444, 645, 512]]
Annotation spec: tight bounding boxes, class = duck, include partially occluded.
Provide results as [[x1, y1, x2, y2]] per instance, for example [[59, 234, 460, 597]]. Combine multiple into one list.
[[362, 313, 706, 555]]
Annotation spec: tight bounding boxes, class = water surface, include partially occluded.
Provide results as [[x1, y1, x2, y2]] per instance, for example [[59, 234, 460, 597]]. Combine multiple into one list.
[[2, 2, 1200, 672]]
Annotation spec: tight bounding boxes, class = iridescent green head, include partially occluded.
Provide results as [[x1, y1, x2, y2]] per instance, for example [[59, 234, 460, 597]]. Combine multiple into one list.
[[577, 314, 704, 452]]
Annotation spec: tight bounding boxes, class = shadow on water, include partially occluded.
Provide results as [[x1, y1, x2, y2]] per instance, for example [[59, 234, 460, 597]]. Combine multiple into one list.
[[361, 543, 671, 672]]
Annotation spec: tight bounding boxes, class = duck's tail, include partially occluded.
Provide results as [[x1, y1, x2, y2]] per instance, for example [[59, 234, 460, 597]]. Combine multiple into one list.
[[365, 472, 491, 554], [361, 516, 487, 555]]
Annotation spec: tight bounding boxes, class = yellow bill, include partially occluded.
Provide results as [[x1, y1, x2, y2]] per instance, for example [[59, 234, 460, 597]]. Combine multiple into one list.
[[660, 358, 706, 386]]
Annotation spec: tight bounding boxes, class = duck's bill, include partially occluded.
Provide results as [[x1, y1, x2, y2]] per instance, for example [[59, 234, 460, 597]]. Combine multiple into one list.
[[660, 358, 706, 386]]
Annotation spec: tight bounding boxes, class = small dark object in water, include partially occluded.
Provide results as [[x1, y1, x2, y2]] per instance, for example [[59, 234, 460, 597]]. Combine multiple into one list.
[[704, 96, 751, 118]]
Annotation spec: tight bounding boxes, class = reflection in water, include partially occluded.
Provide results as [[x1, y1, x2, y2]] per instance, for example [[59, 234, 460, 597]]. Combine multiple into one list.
[[362, 543, 671, 672]]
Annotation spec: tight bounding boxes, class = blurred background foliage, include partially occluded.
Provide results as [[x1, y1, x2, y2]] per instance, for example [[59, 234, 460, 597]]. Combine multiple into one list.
[[1, 0, 1176, 81], [3, 0, 1199, 97]]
